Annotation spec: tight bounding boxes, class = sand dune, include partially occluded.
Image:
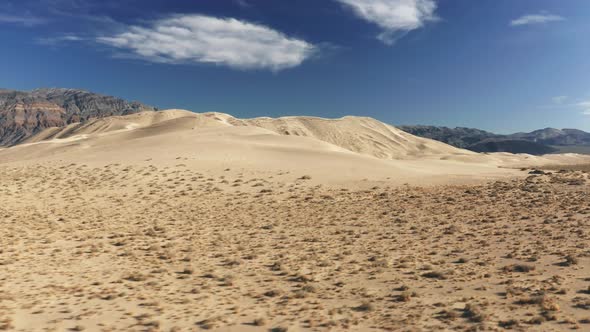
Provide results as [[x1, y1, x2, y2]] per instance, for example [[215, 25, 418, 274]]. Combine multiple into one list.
[[0, 110, 510, 186], [4, 109, 586, 185], [22, 110, 226, 143], [3, 109, 590, 187], [240, 115, 470, 159], [23, 109, 471, 159]]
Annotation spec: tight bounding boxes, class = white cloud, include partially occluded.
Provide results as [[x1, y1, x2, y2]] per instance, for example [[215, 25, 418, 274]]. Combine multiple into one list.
[[576, 101, 590, 115], [552, 96, 568, 104], [37, 35, 84, 45], [334, 0, 438, 45], [234, 0, 251, 8], [510, 13, 564, 27], [97, 14, 316, 71], [0, 13, 47, 26]]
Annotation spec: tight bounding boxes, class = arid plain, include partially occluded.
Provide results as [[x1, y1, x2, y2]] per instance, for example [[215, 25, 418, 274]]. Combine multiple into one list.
[[1, 110, 590, 331]]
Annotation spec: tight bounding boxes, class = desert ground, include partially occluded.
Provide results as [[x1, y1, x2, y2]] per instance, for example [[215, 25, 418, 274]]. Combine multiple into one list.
[[1, 110, 590, 331]]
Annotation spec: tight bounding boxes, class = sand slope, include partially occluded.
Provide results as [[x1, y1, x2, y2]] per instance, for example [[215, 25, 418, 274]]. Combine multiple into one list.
[[23, 109, 472, 159], [240, 115, 470, 159], [0, 110, 502, 186]]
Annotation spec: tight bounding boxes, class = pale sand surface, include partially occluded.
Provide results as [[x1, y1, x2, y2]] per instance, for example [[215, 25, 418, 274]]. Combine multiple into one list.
[[1, 110, 590, 331], [7, 110, 590, 186]]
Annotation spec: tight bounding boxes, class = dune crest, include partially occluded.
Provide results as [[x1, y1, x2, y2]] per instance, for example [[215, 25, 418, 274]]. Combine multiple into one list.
[[240, 115, 471, 159]]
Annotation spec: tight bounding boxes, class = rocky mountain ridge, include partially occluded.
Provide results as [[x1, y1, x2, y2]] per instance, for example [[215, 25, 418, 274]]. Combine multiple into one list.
[[0, 88, 157, 146], [399, 125, 590, 155]]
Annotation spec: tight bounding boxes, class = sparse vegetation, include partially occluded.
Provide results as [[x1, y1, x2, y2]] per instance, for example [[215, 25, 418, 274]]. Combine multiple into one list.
[[422, 271, 449, 280], [502, 264, 536, 273], [253, 318, 266, 326], [463, 303, 488, 323]]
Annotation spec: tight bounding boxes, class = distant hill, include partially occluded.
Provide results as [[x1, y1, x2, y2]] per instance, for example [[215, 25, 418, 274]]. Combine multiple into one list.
[[508, 128, 590, 146], [468, 139, 558, 155], [398, 126, 497, 149], [400, 125, 590, 155], [0, 88, 157, 146]]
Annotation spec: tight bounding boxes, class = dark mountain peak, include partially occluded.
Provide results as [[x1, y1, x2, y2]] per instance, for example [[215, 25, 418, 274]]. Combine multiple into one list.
[[32, 87, 80, 93], [530, 127, 563, 135], [31, 88, 83, 97], [507, 127, 590, 145], [562, 128, 588, 134]]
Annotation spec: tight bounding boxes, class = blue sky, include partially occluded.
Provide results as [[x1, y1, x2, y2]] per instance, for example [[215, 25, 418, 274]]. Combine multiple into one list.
[[0, 0, 589, 133]]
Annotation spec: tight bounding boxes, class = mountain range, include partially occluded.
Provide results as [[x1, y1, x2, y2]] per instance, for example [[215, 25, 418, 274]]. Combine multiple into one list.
[[1, 88, 589, 155], [399, 125, 590, 155]]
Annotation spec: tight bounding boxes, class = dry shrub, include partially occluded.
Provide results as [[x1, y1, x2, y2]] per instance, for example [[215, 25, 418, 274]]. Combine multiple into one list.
[[463, 303, 487, 323], [502, 264, 535, 273]]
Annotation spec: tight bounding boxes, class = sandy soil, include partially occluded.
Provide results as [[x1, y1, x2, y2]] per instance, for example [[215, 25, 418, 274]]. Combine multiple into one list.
[[0, 162, 589, 331], [1, 110, 590, 331]]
